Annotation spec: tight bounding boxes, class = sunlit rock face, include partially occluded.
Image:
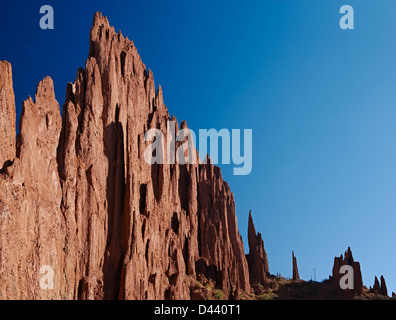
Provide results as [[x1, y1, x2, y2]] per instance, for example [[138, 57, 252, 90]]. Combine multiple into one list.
[[0, 12, 251, 300]]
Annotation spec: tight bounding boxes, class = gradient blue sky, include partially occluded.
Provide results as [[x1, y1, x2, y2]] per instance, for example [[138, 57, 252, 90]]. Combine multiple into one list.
[[1, 0, 395, 294]]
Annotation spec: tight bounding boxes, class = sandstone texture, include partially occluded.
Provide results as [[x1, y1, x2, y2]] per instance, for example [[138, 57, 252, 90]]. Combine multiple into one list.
[[0, 12, 251, 300], [0, 76, 63, 299], [0, 61, 16, 168]]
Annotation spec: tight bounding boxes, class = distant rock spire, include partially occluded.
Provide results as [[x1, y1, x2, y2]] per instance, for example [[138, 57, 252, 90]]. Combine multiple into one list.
[[0, 61, 16, 167], [292, 251, 300, 280]]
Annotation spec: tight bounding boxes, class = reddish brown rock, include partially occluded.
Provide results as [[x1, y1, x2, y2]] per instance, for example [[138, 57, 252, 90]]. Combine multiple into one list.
[[0, 61, 16, 167], [380, 276, 388, 297], [245, 211, 269, 285], [0, 76, 64, 299], [372, 275, 388, 296], [331, 247, 363, 297], [0, 12, 252, 300], [292, 251, 300, 281]]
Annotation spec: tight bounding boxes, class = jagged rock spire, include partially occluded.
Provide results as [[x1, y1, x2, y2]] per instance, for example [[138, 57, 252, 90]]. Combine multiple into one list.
[[331, 247, 363, 297], [0, 12, 252, 300], [246, 210, 269, 285], [373, 276, 381, 294], [380, 276, 388, 296], [0, 61, 16, 167], [292, 251, 300, 281], [0, 72, 63, 299]]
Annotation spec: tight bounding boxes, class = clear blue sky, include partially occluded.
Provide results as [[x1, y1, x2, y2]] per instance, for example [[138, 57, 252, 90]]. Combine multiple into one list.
[[1, 0, 395, 294]]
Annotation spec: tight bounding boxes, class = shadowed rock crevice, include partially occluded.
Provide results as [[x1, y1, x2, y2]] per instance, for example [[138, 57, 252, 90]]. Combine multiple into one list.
[[171, 212, 179, 235], [139, 184, 147, 215], [102, 105, 126, 300]]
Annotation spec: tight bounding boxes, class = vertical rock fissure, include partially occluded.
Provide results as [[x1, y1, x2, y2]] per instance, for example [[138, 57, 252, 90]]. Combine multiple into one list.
[[103, 105, 126, 299]]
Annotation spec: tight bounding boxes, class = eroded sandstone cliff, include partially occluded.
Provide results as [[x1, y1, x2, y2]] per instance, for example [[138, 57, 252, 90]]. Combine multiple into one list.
[[0, 12, 390, 301], [0, 12, 252, 300]]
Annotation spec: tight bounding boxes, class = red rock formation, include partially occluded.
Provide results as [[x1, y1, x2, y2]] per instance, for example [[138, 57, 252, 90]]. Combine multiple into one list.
[[331, 247, 363, 297], [0, 61, 16, 168], [372, 276, 381, 294], [292, 251, 300, 281], [380, 276, 388, 296], [0, 12, 251, 300], [0, 76, 64, 299], [246, 211, 269, 285], [371, 275, 388, 296]]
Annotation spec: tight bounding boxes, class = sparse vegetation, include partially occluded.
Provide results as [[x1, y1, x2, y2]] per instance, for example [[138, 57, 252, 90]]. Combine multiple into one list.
[[193, 273, 392, 300], [204, 282, 212, 292], [257, 291, 279, 300], [214, 289, 224, 300]]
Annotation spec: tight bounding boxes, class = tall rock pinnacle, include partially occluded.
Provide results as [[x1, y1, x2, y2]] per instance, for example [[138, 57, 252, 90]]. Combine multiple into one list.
[[246, 211, 269, 285], [0, 61, 16, 168], [380, 275, 388, 297], [0, 74, 63, 299], [292, 251, 300, 281]]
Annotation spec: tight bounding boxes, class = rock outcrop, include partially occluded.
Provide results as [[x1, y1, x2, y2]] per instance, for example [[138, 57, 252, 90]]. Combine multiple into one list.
[[0, 12, 251, 300], [0, 76, 64, 299], [245, 211, 269, 285], [372, 276, 381, 294], [371, 275, 388, 296], [0, 61, 16, 168], [331, 247, 363, 297], [292, 251, 300, 281]]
